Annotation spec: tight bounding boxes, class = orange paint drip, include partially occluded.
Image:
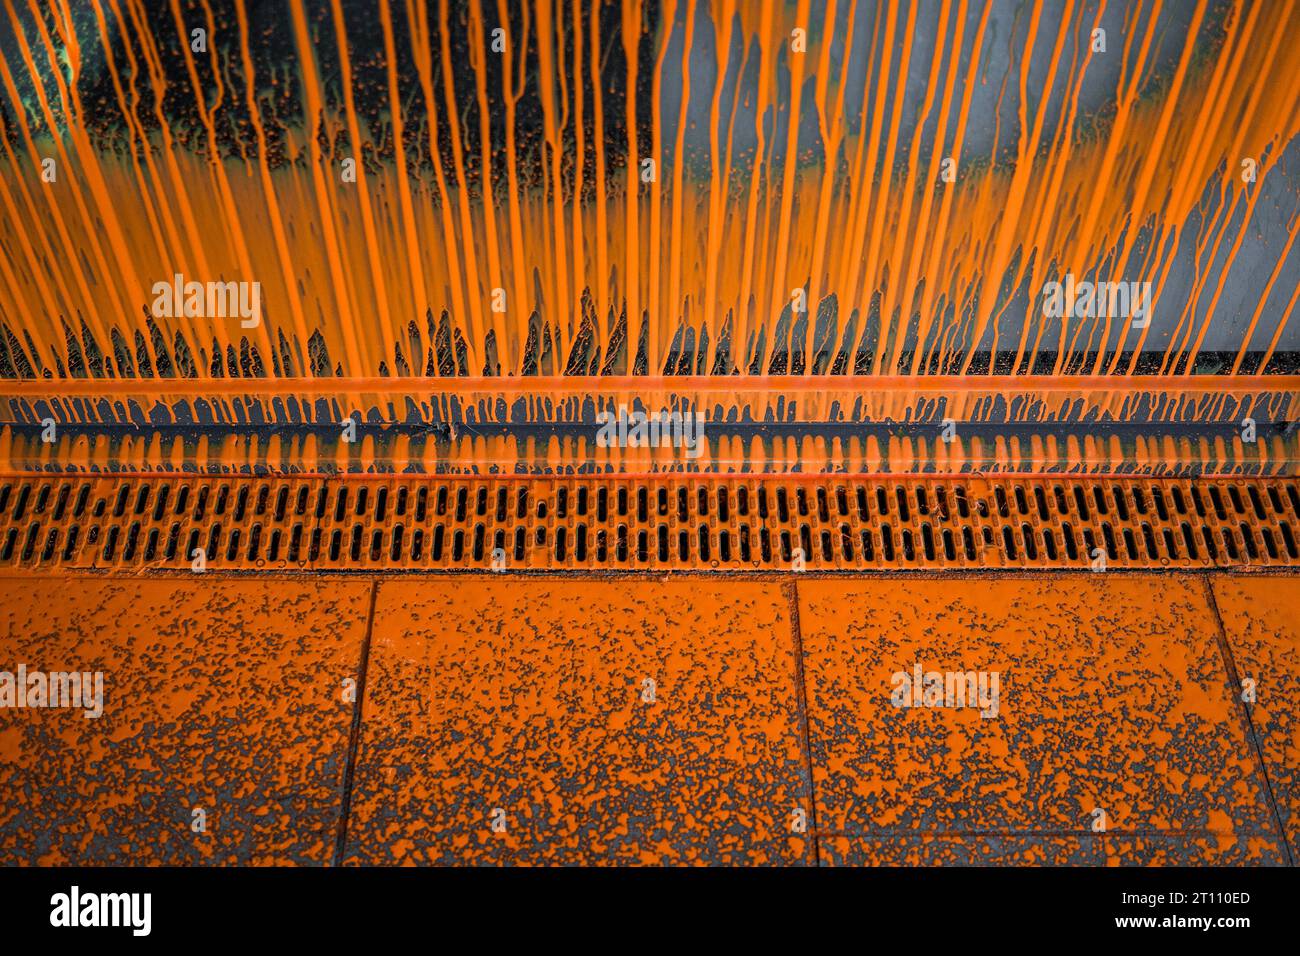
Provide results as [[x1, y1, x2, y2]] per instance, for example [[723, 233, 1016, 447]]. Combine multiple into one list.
[[0, 1, 1295, 481]]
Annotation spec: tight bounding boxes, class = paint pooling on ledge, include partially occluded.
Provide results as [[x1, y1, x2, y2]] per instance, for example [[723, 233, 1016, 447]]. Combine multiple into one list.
[[1, 377, 1295, 475], [0, 421, 1297, 477]]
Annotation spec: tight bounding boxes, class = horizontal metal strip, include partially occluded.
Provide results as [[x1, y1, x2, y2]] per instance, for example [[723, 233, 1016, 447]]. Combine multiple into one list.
[[0, 475, 1297, 573]]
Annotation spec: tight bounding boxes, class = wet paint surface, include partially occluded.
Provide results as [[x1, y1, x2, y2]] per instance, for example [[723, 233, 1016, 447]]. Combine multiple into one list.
[[1, 4, 1298, 385], [0, 577, 371, 864], [1211, 576, 1300, 861], [798, 575, 1286, 866], [344, 577, 812, 864]]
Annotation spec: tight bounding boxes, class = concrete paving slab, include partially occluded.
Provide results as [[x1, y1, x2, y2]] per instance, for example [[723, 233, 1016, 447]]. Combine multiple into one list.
[[798, 575, 1285, 865], [1210, 576, 1300, 862], [344, 577, 813, 864], [0, 576, 373, 864]]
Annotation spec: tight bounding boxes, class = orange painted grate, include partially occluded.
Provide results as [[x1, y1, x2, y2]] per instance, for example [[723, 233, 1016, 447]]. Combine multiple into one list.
[[1, 475, 1298, 573]]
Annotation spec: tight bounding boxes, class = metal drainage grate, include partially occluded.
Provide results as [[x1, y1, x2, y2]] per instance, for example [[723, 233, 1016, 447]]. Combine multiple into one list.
[[0, 475, 1297, 573]]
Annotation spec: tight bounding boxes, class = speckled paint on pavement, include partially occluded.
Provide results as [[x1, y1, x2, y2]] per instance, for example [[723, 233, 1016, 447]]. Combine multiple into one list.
[[798, 575, 1286, 866], [3, 569, 1289, 867], [1211, 576, 1300, 862], [0, 576, 372, 865], [343, 577, 813, 865]]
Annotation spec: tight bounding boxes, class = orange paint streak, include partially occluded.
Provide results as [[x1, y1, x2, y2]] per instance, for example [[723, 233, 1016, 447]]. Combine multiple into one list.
[[0, 0, 1292, 408]]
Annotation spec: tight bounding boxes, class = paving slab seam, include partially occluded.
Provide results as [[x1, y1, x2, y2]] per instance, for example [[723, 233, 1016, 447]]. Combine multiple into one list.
[[332, 579, 380, 866], [784, 579, 821, 867], [1201, 575, 1294, 866]]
